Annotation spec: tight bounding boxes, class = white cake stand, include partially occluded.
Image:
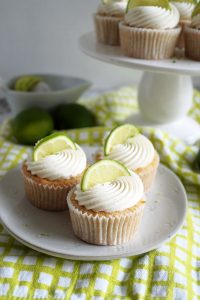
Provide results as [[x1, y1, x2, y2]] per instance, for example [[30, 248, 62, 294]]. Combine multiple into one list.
[[80, 32, 200, 144]]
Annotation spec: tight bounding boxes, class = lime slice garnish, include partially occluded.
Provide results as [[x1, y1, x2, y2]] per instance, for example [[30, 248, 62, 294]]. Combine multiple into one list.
[[81, 159, 131, 191], [192, 3, 200, 18], [127, 0, 170, 12], [104, 124, 139, 156], [33, 132, 76, 162]]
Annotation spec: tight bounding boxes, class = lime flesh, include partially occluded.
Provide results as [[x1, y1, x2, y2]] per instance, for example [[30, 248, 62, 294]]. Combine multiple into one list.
[[33, 132, 76, 162], [81, 159, 131, 191], [104, 124, 139, 156], [127, 0, 170, 12]]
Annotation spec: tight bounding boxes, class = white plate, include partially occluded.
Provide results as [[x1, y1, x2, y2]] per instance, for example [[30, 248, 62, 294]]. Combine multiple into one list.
[[79, 32, 200, 76], [0, 146, 187, 261]]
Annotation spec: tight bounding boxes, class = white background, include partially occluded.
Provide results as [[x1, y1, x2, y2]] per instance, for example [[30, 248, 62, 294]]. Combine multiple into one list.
[[0, 0, 142, 88]]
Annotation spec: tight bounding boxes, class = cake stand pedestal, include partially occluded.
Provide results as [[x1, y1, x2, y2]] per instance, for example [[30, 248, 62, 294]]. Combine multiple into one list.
[[79, 32, 200, 144]]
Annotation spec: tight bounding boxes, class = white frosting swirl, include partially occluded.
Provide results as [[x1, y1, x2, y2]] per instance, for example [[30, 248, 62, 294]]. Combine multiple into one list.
[[27, 145, 87, 180], [172, 2, 194, 21], [98, 0, 127, 16], [107, 134, 155, 170], [75, 173, 144, 212], [125, 4, 180, 29], [191, 13, 200, 29]]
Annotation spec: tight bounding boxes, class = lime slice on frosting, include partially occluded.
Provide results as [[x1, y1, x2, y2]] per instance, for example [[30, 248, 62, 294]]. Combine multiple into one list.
[[81, 159, 131, 191], [192, 3, 200, 18], [104, 124, 139, 156], [33, 132, 76, 162], [127, 0, 170, 12]]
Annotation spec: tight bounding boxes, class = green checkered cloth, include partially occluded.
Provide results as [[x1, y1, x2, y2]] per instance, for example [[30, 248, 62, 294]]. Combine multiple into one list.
[[0, 86, 200, 299]]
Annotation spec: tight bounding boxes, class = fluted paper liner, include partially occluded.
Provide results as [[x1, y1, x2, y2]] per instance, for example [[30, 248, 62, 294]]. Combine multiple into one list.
[[176, 20, 190, 49], [185, 26, 200, 61], [94, 14, 123, 46], [135, 151, 159, 193], [119, 22, 181, 60], [67, 189, 145, 246], [95, 151, 159, 193], [22, 165, 81, 211]]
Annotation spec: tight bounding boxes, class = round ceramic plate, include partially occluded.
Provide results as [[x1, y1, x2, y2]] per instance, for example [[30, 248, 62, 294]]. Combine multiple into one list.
[[79, 32, 200, 76], [0, 146, 187, 261]]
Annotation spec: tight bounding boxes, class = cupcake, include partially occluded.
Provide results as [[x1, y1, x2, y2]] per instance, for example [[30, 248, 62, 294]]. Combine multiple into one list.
[[170, 0, 195, 48], [67, 159, 145, 245], [22, 133, 87, 211], [119, 0, 181, 59], [185, 3, 200, 61], [97, 124, 159, 192], [94, 0, 128, 45]]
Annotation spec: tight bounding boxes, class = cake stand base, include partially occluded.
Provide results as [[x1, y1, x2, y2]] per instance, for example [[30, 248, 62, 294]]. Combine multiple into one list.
[[125, 113, 200, 145]]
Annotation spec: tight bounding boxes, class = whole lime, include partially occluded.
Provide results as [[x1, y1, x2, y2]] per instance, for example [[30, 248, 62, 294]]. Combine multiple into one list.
[[11, 107, 54, 145], [194, 149, 200, 172], [53, 103, 96, 130]]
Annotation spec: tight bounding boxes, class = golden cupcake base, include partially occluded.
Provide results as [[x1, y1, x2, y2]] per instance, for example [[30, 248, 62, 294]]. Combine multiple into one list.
[[185, 26, 200, 61], [22, 163, 82, 211], [68, 189, 145, 246], [94, 14, 123, 46], [119, 22, 181, 60]]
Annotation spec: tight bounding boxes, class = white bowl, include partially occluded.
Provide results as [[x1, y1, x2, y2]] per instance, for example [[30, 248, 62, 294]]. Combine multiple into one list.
[[5, 74, 91, 115]]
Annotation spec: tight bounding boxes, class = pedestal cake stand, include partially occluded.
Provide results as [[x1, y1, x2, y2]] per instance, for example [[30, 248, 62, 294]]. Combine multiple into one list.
[[80, 32, 200, 144]]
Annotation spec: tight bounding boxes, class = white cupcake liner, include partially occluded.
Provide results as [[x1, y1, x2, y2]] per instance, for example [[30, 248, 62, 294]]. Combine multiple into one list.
[[67, 189, 145, 246], [94, 14, 123, 46], [119, 22, 181, 60], [22, 171, 78, 211], [135, 151, 160, 193], [185, 26, 200, 61], [176, 20, 190, 49]]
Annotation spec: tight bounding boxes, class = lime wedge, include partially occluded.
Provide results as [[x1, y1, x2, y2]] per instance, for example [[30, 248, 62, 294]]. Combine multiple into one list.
[[126, 0, 170, 12], [15, 76, 42, 92], [192, 3, 200, 18], [81, 159, 131, 191], [104, 124, 139, 156], [33, 132, 76, 162]]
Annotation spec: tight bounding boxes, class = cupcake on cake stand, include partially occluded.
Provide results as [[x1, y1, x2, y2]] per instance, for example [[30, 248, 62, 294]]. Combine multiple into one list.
[[79, 31, 200, 144]]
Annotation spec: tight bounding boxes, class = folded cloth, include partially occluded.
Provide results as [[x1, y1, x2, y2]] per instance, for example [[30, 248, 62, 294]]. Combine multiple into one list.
[[0, 86, 200, 299]]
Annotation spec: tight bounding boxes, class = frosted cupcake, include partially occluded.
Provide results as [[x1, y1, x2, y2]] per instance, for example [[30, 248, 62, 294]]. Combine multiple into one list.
[[67, 160, 145, 245], [94, 0, 128, 45], [97, 124, 159, 192], [22, 133, 87, 211], [185, 3, 200, 61], [170, 0, 195, 48], [119, 0, 181, 59]]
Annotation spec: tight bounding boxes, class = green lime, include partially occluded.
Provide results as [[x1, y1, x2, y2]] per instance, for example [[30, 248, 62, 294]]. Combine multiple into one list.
[[14, 76, 42, 91], [53, 103, 96, 130], [104, 124, 139, 156], [194, 149, 200, 172], [81, 159, 131, 191], [11, 108, 54, 145], [33, 132, 76, 162], [127, 0, 170, 12]]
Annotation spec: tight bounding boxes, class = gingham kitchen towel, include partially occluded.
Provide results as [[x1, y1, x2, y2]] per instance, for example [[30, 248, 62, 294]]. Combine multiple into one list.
[[0, 86, 200, 300]]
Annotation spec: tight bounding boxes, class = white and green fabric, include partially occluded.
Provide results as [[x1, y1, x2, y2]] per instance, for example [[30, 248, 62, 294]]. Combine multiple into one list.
[[0, 86, 200, 299]]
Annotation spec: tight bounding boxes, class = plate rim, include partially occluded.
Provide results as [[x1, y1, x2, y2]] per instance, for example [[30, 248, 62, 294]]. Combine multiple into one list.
[[0, 163, 187, 261]]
